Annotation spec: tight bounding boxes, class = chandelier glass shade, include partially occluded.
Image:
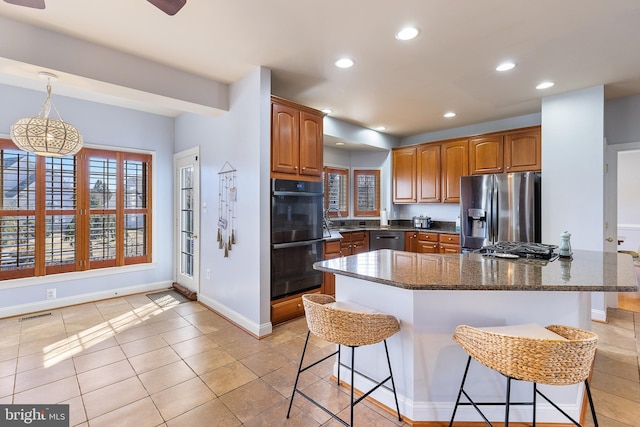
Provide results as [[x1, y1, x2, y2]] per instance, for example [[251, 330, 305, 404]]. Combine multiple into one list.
[[10, 77, 83, 157]]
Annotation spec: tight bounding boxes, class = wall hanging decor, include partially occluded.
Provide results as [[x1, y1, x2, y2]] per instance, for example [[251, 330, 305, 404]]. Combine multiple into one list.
[[218, 161, 237, 257]]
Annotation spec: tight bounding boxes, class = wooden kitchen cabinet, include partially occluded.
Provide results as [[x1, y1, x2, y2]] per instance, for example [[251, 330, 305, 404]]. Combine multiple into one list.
[[392, 146, 417, 203], [405, 231, 418, 252], [392, 126, 539, 205], [416, 232, 440, 253], [417, 143, 441, 203], [271, 289, 320, 325], [322, 239, 342, 296], [469, 135, 504, 175], [469, 126, 541, 175], [504, 127, 541, 172], [441, 139, 469, 203], [271, 96, 324, 181], [340, 231, 369, 256], [439, 233, 461, 254]]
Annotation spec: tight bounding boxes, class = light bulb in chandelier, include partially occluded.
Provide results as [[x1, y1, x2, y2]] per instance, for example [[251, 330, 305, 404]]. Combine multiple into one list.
[[10, 72, 83, 157]]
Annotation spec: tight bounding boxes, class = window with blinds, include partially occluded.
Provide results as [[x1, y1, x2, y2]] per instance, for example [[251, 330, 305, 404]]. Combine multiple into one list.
[[0, 139, 152, 280]]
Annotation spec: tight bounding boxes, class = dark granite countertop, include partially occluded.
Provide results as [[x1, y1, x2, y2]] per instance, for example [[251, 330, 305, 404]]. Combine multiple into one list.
[[314, 249, 639, 292]]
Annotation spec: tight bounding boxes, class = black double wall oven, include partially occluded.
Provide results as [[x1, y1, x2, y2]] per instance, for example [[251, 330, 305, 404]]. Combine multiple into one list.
[[271, 179, 324, 300]]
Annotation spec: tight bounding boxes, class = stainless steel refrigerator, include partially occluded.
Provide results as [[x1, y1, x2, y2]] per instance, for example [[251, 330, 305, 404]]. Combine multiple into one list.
[[460, 172, 541, 250]]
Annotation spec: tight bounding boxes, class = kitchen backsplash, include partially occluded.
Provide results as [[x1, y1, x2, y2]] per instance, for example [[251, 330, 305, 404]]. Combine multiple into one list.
[[391, 203, 461, 222]]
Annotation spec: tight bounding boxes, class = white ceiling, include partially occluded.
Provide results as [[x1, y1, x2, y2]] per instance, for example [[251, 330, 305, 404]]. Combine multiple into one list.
[[1, 0, 640, 139]]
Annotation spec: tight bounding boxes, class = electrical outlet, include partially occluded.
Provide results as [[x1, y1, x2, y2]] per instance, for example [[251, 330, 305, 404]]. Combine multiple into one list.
[[46, 289, 56, 300], [206, 269, 211, 279]]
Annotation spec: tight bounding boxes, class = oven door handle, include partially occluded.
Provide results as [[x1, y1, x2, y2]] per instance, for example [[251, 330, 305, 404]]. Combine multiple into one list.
[[272, 239, 324, 249], [272, 191, 322, 197]]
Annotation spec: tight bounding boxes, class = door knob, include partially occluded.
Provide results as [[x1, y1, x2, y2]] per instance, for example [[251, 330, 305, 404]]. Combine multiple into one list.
[[606, 237, 614, 242], [192, 234, 198, 239]]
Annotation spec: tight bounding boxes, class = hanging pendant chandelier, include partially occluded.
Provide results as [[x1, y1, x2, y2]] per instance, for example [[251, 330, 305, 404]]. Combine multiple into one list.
[[10, 72, 83, 157]]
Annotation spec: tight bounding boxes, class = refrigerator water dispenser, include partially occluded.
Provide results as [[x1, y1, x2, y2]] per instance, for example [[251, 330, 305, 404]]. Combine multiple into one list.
[[467, 208, 487, 238]]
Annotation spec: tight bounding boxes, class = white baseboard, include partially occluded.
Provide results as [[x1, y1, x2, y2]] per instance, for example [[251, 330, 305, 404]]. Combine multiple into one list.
[[198, 294, 273, 338], [0, 280, 172, 319], [591, 308, 607, 322]]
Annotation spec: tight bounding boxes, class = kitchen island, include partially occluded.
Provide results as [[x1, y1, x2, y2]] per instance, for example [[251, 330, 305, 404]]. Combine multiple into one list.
[[313, 249, 638, 424]]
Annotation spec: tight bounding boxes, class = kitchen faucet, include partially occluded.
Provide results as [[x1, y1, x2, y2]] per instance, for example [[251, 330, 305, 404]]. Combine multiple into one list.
[[323, 207, 341, 231]]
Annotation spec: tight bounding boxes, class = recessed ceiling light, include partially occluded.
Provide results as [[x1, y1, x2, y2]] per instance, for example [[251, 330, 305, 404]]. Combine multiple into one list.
[[335, 58, 355, 69], [375, 126, 387, 131], [444, 112, 456, 118], [321, 108, 333, 114], [496, 62, 516, 72], [396, 27, 420, 41], [536, 81, 555, 90], [335, 142, 345, 146]]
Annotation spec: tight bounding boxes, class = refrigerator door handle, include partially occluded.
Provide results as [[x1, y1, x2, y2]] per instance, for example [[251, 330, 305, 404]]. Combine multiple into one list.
[[490, 177, 498, 243]]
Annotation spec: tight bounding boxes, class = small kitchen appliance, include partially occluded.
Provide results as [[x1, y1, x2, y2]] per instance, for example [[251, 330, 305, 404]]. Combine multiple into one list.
[[412, 215, 431, 229]]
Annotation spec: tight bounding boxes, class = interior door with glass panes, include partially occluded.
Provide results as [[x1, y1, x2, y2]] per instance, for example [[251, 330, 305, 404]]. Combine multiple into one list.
[[174, 148, 200, 295]]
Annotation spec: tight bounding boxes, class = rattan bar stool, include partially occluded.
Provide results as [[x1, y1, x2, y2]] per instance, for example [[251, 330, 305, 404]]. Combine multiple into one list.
[[449, 323, 599, 427], [286, 293, 402, 426]]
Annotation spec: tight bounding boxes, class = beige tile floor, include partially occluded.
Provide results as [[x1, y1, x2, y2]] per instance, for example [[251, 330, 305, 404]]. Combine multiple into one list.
[[0, 293, 638, 426]]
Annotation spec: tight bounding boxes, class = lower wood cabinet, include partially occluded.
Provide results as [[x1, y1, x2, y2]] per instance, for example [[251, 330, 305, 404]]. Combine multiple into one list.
[[322, 239, 342, 296], [439, 233, 461, 254], [405, 231, 460, 254], [271, 289, 320, 325], [340, 231, 369, 255], [416, 232, 440, 253]]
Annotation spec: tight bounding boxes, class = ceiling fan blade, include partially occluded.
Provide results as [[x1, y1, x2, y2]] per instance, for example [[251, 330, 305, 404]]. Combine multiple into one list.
[[147, 0, 186, 16], [3, 0, 45, 9]]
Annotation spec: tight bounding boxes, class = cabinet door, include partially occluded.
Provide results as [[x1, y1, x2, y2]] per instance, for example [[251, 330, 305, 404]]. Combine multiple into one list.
[[351, 231, 369, 254], [405, 232, 417, 252], [271, 102, 300, 175], [392, 146, 417, 203], [469, 136, 504, 175], [417, 143, 441, 203], [299, 111, 323, 177], [504, 128, 541, 172], [340, 232, 352, 256], [441, 139, 469, 203]]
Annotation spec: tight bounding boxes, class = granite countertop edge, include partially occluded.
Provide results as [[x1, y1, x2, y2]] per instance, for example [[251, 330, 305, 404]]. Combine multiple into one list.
[[314, 250, 639, 293]]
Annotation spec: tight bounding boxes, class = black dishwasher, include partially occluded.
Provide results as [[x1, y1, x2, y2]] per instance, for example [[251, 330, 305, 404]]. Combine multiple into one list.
[[369, 230, 405, 251]]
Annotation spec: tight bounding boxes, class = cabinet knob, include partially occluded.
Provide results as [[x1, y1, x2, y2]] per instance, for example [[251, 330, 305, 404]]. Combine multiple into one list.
[[506, 166, 511, 170], [297, 303, 302, 308], [302, 167, 306, 170], [294, 166, 298, 170]]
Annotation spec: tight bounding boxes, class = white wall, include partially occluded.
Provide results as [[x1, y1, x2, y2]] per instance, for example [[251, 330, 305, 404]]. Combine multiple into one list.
[[541, 86, 605, 250], [541, 86, 606, 320], [174, 67, 272, 336], [0, 84, 175, 317], [617, 150, 640, 252]]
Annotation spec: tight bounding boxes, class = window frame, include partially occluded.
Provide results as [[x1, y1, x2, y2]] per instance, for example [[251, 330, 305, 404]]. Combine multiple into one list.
[[0, 139, 152, 281], [353, 169, 381, 217]]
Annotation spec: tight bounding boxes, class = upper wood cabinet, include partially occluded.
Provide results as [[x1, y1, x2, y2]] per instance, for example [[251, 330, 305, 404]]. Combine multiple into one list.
[[441, 139, 469, 203], [504, 128, 541, 172], [469, 126, 541, 175], [392, 126, 539, 204], [392, 146, 417, 203], [417, 143, 441, 203], [469, 135, 504, 175], [271, 96, 324, 181]]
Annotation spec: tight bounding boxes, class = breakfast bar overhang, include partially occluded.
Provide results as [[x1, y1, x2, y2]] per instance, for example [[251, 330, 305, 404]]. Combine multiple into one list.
[[313, 249, 638, 424]]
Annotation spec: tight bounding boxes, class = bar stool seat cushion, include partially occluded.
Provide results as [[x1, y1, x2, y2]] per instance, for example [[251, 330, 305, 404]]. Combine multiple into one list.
[[479, 323, 568, 341]]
